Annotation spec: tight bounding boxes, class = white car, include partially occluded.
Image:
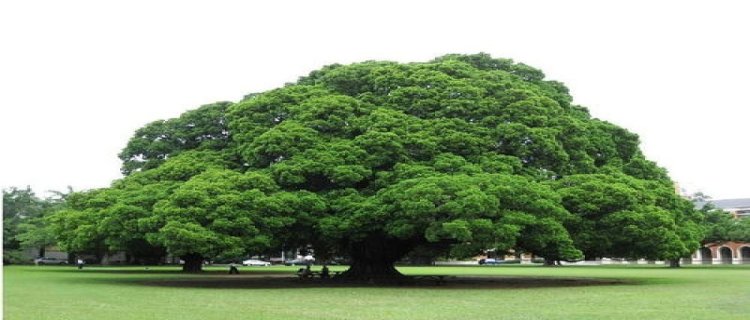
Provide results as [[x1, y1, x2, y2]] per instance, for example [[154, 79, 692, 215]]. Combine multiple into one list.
[[34, 257, 68, 265], [242, 259, 271, 266]]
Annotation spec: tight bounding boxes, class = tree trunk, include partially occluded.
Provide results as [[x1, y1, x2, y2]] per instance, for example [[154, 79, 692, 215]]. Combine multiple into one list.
[[340, 260, 404, 280], [668, 259, 681, 268], [94, 251, 104, 264], [181, 253, 203, 272], [338, 237, 412, 282]]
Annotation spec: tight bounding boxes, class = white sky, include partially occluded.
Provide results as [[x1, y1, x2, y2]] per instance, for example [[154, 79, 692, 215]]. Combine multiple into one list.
[[1, 0, 748, 199]]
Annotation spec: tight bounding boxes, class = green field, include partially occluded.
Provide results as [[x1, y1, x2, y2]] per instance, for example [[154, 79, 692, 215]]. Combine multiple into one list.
[[4, 264, 750, 320]]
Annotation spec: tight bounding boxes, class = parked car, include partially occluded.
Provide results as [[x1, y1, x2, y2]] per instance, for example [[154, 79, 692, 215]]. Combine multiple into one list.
[[284, 258, 304, 266], [322, 257, 349, 265], [479, 258, 520, 265], [34, 257, 68, 265], [284, 258, 312, 266], [242, 259, 271, 266]]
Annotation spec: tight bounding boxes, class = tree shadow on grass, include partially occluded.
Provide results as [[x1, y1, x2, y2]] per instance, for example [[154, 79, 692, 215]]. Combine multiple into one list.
[[30, 266, 641, 289], [29, 268, 184, 275], [82, 274, 635, 290], [30, 267, 290, 276]]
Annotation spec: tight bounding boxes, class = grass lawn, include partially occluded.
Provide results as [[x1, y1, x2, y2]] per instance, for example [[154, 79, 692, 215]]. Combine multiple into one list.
[[4, 264, 749, 319]]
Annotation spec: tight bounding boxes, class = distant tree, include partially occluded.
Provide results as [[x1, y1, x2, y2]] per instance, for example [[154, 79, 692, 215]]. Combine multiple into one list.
[[690, 192, 712, 203], [699, 202, 750, 244], [16, 191, 67, 256], [3, 187, 43, 261], [3, 187, 69, 263], [728, 219, 750, 242]]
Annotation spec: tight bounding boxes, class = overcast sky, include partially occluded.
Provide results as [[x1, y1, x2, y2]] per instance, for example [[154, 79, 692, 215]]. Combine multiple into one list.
[[1, 1, 748, 199]]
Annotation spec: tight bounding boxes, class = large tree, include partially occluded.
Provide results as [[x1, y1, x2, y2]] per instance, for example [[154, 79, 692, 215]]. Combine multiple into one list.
[[50, 53, 701, 277]]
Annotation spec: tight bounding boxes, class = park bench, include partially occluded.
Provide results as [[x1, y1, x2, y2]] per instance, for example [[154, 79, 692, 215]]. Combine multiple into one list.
[[413, 275, 450, 285], [297, 270, 342, 280]]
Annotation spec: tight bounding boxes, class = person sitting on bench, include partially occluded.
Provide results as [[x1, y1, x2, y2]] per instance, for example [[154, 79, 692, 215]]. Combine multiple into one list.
[[229, 262, 240, 274], [302, 264, 312, 278]]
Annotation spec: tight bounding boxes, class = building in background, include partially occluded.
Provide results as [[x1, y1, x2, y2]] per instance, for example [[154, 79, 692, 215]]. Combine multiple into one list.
[[693, 198, 750, 264], [705, 198, 750, 219]]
